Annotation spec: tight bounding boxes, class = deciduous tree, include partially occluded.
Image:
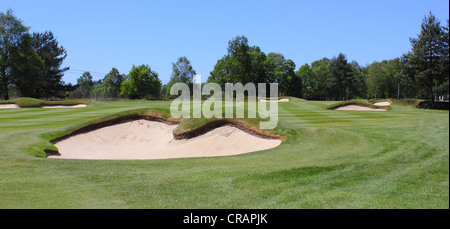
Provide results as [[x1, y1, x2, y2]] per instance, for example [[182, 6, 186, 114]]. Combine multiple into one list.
[[0, 9, 28, 100]]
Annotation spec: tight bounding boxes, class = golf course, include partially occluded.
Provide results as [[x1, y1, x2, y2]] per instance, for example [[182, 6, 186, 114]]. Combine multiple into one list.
[[0, 99, 448, 208], [1, 1, 449, 213]]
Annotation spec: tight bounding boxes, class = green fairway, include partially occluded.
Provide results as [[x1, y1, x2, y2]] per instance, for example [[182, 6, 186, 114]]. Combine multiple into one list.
[[0, 100, 448, 208]]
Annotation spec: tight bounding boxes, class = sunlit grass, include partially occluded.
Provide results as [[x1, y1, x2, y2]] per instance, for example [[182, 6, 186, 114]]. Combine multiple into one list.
[[0, 99, 448, 208]]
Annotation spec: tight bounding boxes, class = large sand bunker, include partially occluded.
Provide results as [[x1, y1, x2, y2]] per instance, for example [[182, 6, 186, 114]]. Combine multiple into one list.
[[48, 119, 281, 160], [335, 104, 386, 111]]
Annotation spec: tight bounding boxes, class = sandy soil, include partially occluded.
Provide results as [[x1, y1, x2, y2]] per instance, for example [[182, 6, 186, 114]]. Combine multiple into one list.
[[373, 101, 391, 106], [259, 98, 289, 102], [0, 104, 19, 109], [41, 104, 87, 108], [335, 105, 386, 111], [49, 120, 281, 160]]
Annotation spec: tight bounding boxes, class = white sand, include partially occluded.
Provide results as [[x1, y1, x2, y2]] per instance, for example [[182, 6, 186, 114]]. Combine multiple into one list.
[[49, 120, 281, 160], [335, 105, 386, 111], [0, 104, 19, 109], [41, 104, 87, 108], [259, 98, 289, 102], [373, 101, 391, 106]]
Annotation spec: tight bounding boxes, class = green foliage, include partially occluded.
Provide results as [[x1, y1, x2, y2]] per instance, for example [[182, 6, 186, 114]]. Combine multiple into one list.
[[327, 53, 355, 101], [349, 61, 368, 99], [10, 33, 45, 98], [271, 56, 300, 97], [209, 36, 253, 86], [90, 83, 104, 100], [76, 72, 93, 99], [401, 13, 449, 101], [208, 55, 234, 87], [208, 36, 300, 97], [367, 59, 400, 99], [166, 57, 196, 98], [309, 58, 330, 100], [1, 10, 68, 100], [103, 68, 124, 99], [121, 64, 161, 99], [227, 35, 252, 84], [32, 31, 68, 98], [0, 9, 29, 100]]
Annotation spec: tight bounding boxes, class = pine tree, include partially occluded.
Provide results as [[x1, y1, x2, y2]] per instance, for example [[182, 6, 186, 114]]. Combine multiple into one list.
[[402, 13, 448, 101]]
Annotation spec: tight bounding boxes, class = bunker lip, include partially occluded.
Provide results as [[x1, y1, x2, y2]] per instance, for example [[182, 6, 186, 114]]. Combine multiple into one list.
[[45, 115, 282, 159], [173, 118, 281, 140], [49, 114, 181, 144]]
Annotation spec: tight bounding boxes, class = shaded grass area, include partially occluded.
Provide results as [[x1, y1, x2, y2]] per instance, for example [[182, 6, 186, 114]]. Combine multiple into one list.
[[0, 99, 448, 208]]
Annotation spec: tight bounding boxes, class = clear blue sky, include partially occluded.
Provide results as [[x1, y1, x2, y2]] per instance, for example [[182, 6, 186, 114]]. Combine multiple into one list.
[[1, 0, 449, 85]]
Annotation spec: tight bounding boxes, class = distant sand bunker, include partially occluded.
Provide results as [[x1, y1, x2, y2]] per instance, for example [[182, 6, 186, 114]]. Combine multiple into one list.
[[335, 104, 386, 111], [373, 101, 391, 106], [49, 120, 281, 160], [259, 98, 289, 102], [0, 104, 86, 109], [41, 104, 87, 108], [0, 104, 19, 109]]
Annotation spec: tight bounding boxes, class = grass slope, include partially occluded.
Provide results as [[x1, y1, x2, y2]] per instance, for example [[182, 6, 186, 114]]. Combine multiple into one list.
[[0, 99, 448, 208], [0, 97, 89, 108]]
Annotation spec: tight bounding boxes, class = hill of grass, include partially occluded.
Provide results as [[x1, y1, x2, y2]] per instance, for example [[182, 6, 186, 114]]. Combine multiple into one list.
[[0, 97, 89, 108]]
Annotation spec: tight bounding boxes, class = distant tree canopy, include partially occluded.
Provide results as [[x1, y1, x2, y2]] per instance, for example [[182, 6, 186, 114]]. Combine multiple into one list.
[[0, 9, 29, 100], [166, 56, 196, 97], [120, 64, 161, 99], [367, 58, 400, 99], [296, 58, 330, 100], [0, 9, 68, 100], [76, 72, 93, 99], [103, 67, 125, 99], [10, 33, 44, 98], [401, 13, 449, 101], [1, 9, 447, 102], [32, 31, 69, 98], [327, 53, 355, 101], [208, 35, 302, 97]]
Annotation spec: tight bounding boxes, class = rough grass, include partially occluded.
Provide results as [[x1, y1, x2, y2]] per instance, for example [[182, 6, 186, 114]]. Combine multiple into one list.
[[0, 99, 448, 208]]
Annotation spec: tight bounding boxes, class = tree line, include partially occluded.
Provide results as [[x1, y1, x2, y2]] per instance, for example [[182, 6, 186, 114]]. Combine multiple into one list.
[[1, 9, 448, 101], [0, 9, 69, 100], [207, 12, 448, 101]]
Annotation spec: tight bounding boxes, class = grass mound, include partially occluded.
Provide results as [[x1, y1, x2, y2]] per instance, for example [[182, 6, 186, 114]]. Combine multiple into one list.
[[0, 97, 89, 108]]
